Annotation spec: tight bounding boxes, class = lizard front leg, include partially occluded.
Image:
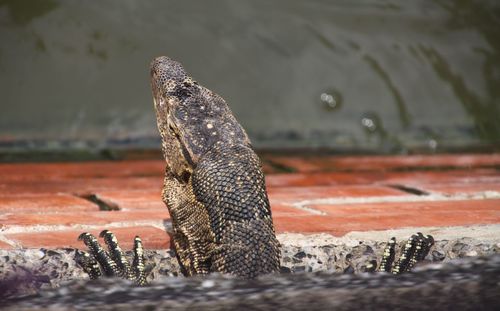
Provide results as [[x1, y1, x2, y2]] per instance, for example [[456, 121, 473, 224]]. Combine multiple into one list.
[[365, 233, 435, 274], [76, 230, 147, 285], [162, 170, 216, 276]]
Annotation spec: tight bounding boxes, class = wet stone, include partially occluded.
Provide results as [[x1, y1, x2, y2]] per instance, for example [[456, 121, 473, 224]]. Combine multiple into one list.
[[431, 250, 446, 261], [294, 251, 306, 259], [279, 266, 291, 274], [451, 242, 468, 254]]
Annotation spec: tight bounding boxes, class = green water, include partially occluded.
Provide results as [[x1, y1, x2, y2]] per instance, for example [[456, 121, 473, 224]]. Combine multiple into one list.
[[0, 0, 499, 153]]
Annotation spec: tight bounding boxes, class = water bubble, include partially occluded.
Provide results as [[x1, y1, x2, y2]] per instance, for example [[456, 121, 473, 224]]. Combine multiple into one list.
[[428, 139, 438, 151], [319, 89, 342, 110], [361, 117, 377, 132], [321, 93, 335, 106]]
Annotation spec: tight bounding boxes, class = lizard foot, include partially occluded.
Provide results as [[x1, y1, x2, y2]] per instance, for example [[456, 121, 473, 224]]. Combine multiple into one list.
[[366, 233, 434, 274], [75, 230, 148, 285]]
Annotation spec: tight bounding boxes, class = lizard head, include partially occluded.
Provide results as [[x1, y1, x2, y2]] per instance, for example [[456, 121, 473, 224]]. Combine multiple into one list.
[[150, 56, 249, 181], [150, 56, 190, 115], [151, 56, 250, 179], [150, 56, 196, 180]]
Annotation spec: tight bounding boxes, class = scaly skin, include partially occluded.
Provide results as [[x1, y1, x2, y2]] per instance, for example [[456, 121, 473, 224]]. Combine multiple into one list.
[[150, 56, 280, 278]]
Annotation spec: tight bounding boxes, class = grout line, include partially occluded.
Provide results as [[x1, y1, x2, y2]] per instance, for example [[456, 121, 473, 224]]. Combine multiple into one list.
[[288, 203, 327, 215], [75, 193, 120, 211], [386, 184, 430, 196], [290, 191, 500, 211], [0, 234, 19, 248], [1, 220, 167, 235]]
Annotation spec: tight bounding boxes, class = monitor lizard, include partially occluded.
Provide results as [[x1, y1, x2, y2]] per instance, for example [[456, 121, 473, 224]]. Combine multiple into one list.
[[76, 56, 433, 284]]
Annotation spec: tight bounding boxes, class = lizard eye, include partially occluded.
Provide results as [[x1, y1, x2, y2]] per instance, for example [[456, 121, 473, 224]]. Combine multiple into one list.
[[174, 107, 188, 121]]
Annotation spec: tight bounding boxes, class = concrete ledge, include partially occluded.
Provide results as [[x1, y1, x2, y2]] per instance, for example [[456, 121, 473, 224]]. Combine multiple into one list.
[[1, 231, 498, 298]]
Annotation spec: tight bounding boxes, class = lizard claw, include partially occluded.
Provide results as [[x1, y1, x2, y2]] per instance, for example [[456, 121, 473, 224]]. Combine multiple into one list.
[[377, 233, 434, 274], [76, 231, 148, 285], [75, 249, 101, 280]]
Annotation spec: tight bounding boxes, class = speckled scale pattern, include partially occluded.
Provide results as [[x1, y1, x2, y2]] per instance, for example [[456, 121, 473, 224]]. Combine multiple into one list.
[[193, 143, 271, 233], [192, 143, 280, 277], [77, 231, 148, 286], [391, 233, 434, 274], [100, 230, 132, 279], [78, 232, 119, 277], [75, 250, 101, 280], [151, 56, 281, 278], [374, 233, 434, 274], [378, 237, 396, 273], [161, 171, 215, 276], [132, 236, 147, 286]]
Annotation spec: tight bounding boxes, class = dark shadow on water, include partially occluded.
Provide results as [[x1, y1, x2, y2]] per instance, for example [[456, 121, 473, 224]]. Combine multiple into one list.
[[0, 0, 58, 26]]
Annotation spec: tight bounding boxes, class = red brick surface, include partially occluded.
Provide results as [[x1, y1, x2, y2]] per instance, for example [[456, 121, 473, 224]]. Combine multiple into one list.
[[0, 194, 97, 213], [80, 190, 165, 210], [0, 178, 162, 195], [319, 200, 497, 230], [274, 199, 500, 235], [6, 226, 170, 249], [265, 169, 500, 188], [270, 203, 315, 217], [0, 160, 164, 181], [0, 240, 13, 249], [266, 154, 500, 173], [267, 185, 406, 204], [418, 183, 500, 195], [0, 209, 170, 227], [0, 153, 499, 249]]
